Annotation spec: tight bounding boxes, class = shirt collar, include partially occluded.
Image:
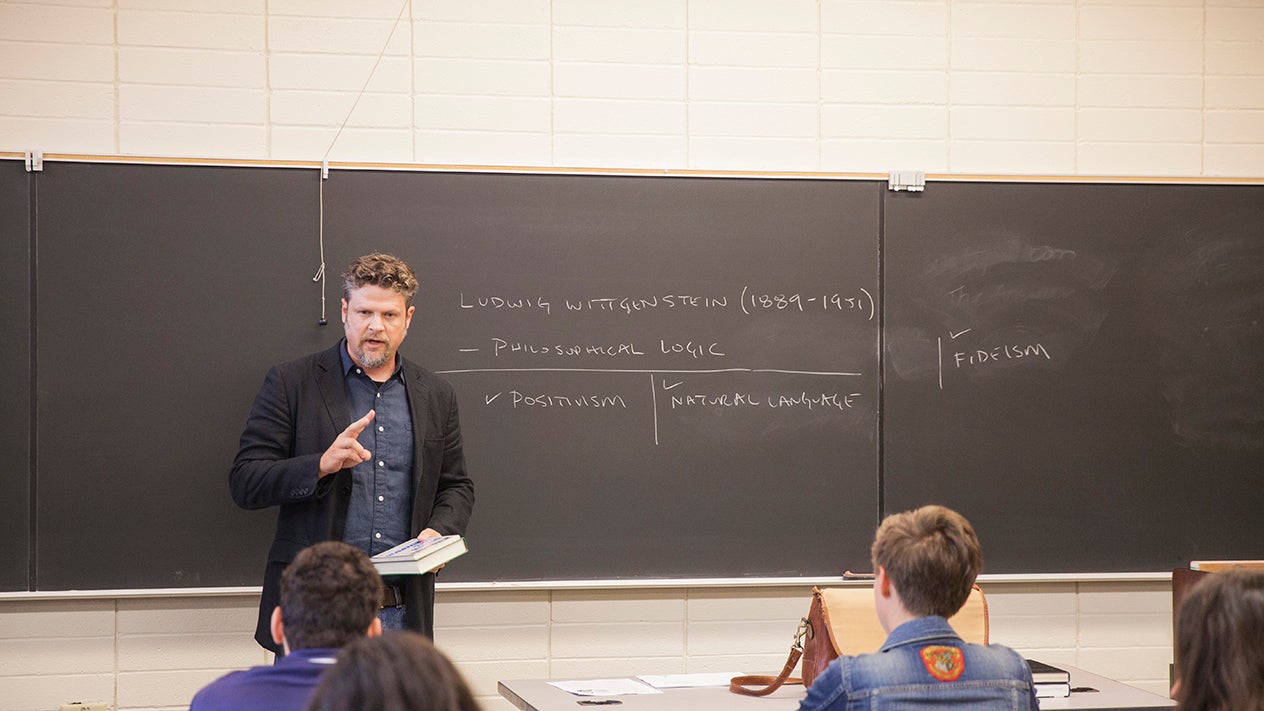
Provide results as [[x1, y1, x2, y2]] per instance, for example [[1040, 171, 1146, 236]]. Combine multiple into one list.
[[280, 647, 340, 665], [880, 616, 962, 652]]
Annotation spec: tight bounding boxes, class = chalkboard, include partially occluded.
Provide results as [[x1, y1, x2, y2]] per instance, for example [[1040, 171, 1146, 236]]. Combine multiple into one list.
[[1, 161, 30, 591], [4, 162, 1262, 592], [16, 163, 881, 590], [32, 163, 313, 589], [883, 182, 1264, 572], [322, 172, 882, 580]]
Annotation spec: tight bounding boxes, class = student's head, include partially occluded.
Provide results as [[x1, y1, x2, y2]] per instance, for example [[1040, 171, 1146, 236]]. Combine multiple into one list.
[[870, 504, 982, 619], [306, 631, 482, 711], [273, 541, 384, 653], [1173, 570, 1264, 711]]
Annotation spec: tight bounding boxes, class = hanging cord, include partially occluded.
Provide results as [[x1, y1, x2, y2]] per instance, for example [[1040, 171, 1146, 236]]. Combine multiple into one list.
[[314, 0, 411, 325]]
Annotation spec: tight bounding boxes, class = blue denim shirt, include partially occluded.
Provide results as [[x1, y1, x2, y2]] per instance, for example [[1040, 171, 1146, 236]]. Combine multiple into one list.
[[339, 342, 415, 556], [798, 616, 1038, 711]]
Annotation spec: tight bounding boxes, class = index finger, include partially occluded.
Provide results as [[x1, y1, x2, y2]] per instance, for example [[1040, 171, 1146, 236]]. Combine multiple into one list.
[[343, 409, 376, 437]]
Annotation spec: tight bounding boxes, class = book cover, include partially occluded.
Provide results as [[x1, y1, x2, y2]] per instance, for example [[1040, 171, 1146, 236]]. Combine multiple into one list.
[[371, 535, 468, 575], [1025, 660, 1071, 684]]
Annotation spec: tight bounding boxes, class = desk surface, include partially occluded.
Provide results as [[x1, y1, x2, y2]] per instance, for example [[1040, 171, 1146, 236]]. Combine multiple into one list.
[[499, 665, 1175, 711]]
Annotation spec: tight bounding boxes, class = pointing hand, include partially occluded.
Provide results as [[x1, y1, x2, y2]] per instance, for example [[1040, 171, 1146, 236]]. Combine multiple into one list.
[[318, 410, 376, 477]]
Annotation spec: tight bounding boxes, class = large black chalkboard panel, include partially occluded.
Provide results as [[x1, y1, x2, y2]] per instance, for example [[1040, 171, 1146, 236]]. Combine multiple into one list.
[[883, 182, 1264, 573], [322, 172, 882, 580], [34, 163, 318, 589], [1, 161, 31, 591]]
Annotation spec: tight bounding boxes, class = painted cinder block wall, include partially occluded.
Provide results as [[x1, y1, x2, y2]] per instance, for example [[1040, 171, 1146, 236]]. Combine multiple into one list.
[[1, 581, 1174, 711], [3, 0, 1259, 708]]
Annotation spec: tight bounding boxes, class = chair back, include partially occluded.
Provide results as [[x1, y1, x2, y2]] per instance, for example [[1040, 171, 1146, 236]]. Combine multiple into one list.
[[818, 584, 989, 656]]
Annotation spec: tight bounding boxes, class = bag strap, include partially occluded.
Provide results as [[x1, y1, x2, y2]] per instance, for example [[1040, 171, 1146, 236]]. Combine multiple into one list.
[[728, 619, 807, 696]]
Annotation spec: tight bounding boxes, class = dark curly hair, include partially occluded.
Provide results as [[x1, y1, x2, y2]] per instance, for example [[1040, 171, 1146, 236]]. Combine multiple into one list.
[[279, 541, 383, 651], [341, 253, 419, 307]]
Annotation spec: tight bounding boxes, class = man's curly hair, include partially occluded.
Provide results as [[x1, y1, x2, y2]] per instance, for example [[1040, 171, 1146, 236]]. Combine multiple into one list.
[[342, 253, 419, 308]]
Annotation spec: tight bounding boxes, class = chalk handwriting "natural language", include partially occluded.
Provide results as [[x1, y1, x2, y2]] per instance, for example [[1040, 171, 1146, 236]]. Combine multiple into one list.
[[669, 391, 861, 411]]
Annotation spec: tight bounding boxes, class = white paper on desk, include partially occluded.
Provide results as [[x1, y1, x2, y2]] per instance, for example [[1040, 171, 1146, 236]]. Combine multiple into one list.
[[548, 679, 663, 696], [636, 672, 745, 688]]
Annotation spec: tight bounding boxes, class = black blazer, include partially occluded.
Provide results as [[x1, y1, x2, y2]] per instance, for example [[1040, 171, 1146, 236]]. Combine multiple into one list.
[[230, 342, 474, 652]]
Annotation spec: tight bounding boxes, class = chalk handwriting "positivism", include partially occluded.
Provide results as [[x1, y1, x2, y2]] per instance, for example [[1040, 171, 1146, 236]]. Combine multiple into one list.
[[485, 390, 629, 409]]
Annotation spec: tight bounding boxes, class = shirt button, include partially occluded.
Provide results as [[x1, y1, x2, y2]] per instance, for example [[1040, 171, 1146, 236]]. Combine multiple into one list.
[[378, 425, 384, 432], [376, 392, 382, 398], [378, 461, 385, 467], [374, 532, 382, 539], [356, 368, 362, 374], [378, 495, 385, 502]]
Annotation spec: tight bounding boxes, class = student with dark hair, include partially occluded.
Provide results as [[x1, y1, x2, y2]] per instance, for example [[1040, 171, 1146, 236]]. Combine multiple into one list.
[[190, 541, 384, 711], [798, 505, 1037, 710], [1173, 569, 1264, 711], [306, 631, 481, 711]]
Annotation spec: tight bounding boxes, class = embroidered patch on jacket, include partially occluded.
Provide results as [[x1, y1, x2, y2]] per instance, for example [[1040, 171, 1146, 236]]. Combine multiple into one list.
[[920, 645, 965, 682]]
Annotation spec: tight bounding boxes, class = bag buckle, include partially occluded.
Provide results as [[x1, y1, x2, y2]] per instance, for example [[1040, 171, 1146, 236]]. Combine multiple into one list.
[[792, 616, 808, 650]]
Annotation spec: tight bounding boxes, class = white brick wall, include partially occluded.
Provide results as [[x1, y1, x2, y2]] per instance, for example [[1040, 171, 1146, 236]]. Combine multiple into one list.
[[0, 0, 1253, 707], [0, 581, 1175, 710], [0, 0, 1260, 175]]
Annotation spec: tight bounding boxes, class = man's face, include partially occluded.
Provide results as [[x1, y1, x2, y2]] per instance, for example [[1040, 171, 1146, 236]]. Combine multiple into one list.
[[342, 284, 414, 371]]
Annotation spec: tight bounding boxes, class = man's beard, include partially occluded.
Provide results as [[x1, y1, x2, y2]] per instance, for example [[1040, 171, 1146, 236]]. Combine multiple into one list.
[[353, 339, 392, 369]]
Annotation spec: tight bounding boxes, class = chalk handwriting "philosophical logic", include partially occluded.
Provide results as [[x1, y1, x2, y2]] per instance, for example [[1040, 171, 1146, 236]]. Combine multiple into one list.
[[489, 338, 725, 359]]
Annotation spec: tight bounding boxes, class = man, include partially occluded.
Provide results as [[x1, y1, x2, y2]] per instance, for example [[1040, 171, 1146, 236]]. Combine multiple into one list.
[[231, 253, 474, 653], [799, 505, 1037, 710], [190, 541, 384, 710]]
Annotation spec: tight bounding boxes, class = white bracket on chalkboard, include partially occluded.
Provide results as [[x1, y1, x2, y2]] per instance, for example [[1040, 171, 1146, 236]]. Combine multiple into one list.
[[321, 159, 330, 180], [887, 170, 925, 192], [25, 150, 43, 172]]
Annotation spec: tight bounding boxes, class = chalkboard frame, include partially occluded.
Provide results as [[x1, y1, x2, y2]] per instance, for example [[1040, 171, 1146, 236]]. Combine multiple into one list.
[[2, 156, 1262, 592]]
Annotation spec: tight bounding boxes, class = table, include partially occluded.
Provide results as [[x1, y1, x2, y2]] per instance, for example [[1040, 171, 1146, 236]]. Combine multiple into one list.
[[499, 665, 1175, 711]]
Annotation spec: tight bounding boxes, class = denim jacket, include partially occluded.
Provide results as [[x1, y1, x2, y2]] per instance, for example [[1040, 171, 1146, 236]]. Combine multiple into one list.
[[797, 616, 1038, 710]]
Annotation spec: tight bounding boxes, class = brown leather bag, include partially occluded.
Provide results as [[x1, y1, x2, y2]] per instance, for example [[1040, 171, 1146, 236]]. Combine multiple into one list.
[[729, 584, 989, 697], [729, 587, 837, 696]]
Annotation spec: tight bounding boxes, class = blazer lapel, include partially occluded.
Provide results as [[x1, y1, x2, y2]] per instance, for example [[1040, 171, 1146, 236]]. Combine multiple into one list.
[[316, 343, 351, 435], [404, 358, 431, 478]]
